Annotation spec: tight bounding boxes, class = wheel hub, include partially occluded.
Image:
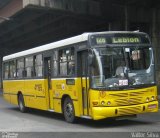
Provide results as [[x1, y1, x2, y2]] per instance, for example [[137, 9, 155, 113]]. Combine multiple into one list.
[[66, 103, 73, 117]]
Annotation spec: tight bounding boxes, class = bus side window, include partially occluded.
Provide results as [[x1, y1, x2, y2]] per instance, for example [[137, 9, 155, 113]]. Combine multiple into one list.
[[35, 54, 43, 77], [25, 56, 33, 78], [9, 60, 16, 78], [68, 48, 75, 76], [53, 51, 58, 77], [17, 58, 24, 78], [4, 62, 9, 79], [59, 49, 67, 76], [59, 47, 75, 76]]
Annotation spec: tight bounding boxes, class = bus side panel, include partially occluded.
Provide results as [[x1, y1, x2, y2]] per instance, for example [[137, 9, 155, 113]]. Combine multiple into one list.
[[51, 78, 82, 117], [3, 81, 11, 103], [52, 79, 67, 113], [3, 80, 25, 105], [24, 79, 48, 110], [10, 94, 18, 105], [11, 80, 25, 105], [75, 78, 84, 117]]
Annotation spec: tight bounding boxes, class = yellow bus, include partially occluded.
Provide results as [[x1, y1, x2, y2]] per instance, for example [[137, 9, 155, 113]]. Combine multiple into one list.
[[3, 31, 158, 123]]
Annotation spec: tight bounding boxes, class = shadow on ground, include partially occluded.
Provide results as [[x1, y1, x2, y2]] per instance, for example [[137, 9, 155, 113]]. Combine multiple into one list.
[[7, 106, 155, 129]]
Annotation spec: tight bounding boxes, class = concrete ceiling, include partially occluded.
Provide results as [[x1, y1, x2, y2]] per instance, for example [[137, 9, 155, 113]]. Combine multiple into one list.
[[0, 0, 11, 8], [0, 4, 107, 56], [0, 0, 160, 56]]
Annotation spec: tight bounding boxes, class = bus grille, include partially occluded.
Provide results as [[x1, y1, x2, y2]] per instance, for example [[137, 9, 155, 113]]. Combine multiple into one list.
[[118, 106, 142, 116], [109, 93, 128, 97], [115, 97, 143, 106], [130, 91, 146, 96], [109, 91, 146, 106]]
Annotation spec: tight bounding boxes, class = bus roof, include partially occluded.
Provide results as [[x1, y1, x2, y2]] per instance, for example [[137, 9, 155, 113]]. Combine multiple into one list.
[[3, 31, 147, 61], [3, 33, 89, 61]]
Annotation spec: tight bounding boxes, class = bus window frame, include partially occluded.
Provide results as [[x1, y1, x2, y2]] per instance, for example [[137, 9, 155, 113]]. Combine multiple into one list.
[[25, 56, 34, 78], [3, 62, 10, 80], [57, 46, 76, 78], [34, 54, 43, 78], [3, 52, 45, 80], [9, 60, 16, 79], [53, 50, 58, 77], [17, 58, 25, 79]]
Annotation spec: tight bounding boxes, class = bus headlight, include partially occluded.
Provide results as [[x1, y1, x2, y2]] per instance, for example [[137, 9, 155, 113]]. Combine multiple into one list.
[[151, 96, 155, 101], [101, 101, 105, 105], [107, 101, 111, 105], [146, 97, 150, 102]]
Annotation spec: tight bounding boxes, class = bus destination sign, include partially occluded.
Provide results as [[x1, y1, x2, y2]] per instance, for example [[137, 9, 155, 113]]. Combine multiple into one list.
[[92, 34, 150, 46], [96, 38, 106, 45], [95, 37, 141, 45], [112, 37, 140, 44]]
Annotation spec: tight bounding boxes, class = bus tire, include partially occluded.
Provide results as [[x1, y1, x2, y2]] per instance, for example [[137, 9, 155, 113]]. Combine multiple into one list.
[[18, 94, 27, 113], [63, 97, 76, 123]]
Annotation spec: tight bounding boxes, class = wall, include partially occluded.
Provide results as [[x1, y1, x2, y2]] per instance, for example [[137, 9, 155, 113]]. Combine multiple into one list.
[[104, 5, 160, 95], [23, 0, 101, 16], [152, 9, 160, 89], [0, 0, 160, 93], [0, 0, 22, 20]]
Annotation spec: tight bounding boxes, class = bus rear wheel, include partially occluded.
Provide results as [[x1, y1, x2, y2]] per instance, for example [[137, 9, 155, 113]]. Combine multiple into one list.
[[63, 97, 76, 123], [18, 94, 27, 113]]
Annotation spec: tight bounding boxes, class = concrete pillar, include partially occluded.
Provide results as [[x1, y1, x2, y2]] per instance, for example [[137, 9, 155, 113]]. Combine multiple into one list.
[[125, 5, 129, 31], [108, 4, 129, 31], [151, 8, 160, 95], [0, 56, 3, 89]]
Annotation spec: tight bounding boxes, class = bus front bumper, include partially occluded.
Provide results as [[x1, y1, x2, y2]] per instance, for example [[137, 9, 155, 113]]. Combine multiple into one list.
[[91, 101, 158, 120]]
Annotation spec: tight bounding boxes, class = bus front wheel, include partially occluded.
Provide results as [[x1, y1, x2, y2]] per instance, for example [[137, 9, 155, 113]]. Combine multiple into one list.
[[63, 97, 76, 123], [18, 94, 27, 113]]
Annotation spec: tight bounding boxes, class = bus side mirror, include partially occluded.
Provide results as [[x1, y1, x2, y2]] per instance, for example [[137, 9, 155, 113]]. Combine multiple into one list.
[[88, 54, 94, 66]]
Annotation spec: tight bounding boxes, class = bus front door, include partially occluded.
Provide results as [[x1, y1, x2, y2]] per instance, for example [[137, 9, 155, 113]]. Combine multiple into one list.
[[78, 51, 89, 116], [44, 57, 54, 110]]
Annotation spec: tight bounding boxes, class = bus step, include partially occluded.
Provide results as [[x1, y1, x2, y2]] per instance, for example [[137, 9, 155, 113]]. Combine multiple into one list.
[[81, 115, 92, 119], [48, 109, 55, 112]]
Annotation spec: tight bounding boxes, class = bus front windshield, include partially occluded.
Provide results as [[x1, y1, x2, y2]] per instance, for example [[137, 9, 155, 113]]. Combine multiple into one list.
[[90, 46, 155, 90]]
